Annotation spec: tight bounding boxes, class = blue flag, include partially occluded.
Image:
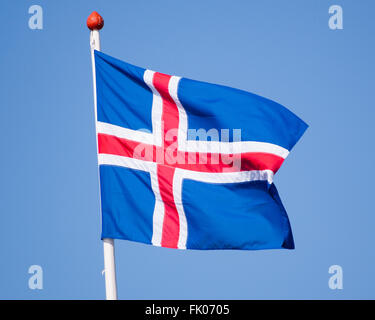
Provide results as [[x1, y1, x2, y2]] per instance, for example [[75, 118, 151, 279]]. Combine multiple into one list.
[[94, 50, 308, 250]]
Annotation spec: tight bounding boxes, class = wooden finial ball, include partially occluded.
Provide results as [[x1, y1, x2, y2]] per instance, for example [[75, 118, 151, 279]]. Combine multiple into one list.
[[87, 11, 104, 30]]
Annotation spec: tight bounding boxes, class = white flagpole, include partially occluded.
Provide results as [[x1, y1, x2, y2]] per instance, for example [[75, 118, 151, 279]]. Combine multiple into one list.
[[87, 11, 118, 300]]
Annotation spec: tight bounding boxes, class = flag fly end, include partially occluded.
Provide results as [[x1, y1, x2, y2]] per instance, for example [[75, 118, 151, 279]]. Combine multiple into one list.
[[87, 11, 104, 30]]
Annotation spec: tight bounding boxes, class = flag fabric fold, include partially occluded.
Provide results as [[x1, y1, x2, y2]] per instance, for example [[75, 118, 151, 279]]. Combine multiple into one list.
[[94, 50, 308, 250]]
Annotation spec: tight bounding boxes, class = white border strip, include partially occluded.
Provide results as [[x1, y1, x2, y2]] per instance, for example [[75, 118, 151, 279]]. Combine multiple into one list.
[[173, 170, 188, 249], [144, 70, 163, 147], [98, 154, 155, 172], [182, 140, 289, 159], [97, 121, 154, 145], [180, 168, 274, 185], [169, 76, 188, 149], [150, 167, 165, 247]]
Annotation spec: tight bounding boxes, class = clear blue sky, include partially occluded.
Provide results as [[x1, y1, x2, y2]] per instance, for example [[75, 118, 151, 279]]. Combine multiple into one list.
[[0, 0, 374, 299]]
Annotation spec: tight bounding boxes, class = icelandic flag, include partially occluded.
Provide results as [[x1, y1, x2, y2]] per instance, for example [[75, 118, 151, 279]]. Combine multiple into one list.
[[94, 50, 308, 250]]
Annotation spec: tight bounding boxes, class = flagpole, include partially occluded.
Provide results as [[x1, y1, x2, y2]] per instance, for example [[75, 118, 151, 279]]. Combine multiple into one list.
[[87, 11, 118, 300]]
